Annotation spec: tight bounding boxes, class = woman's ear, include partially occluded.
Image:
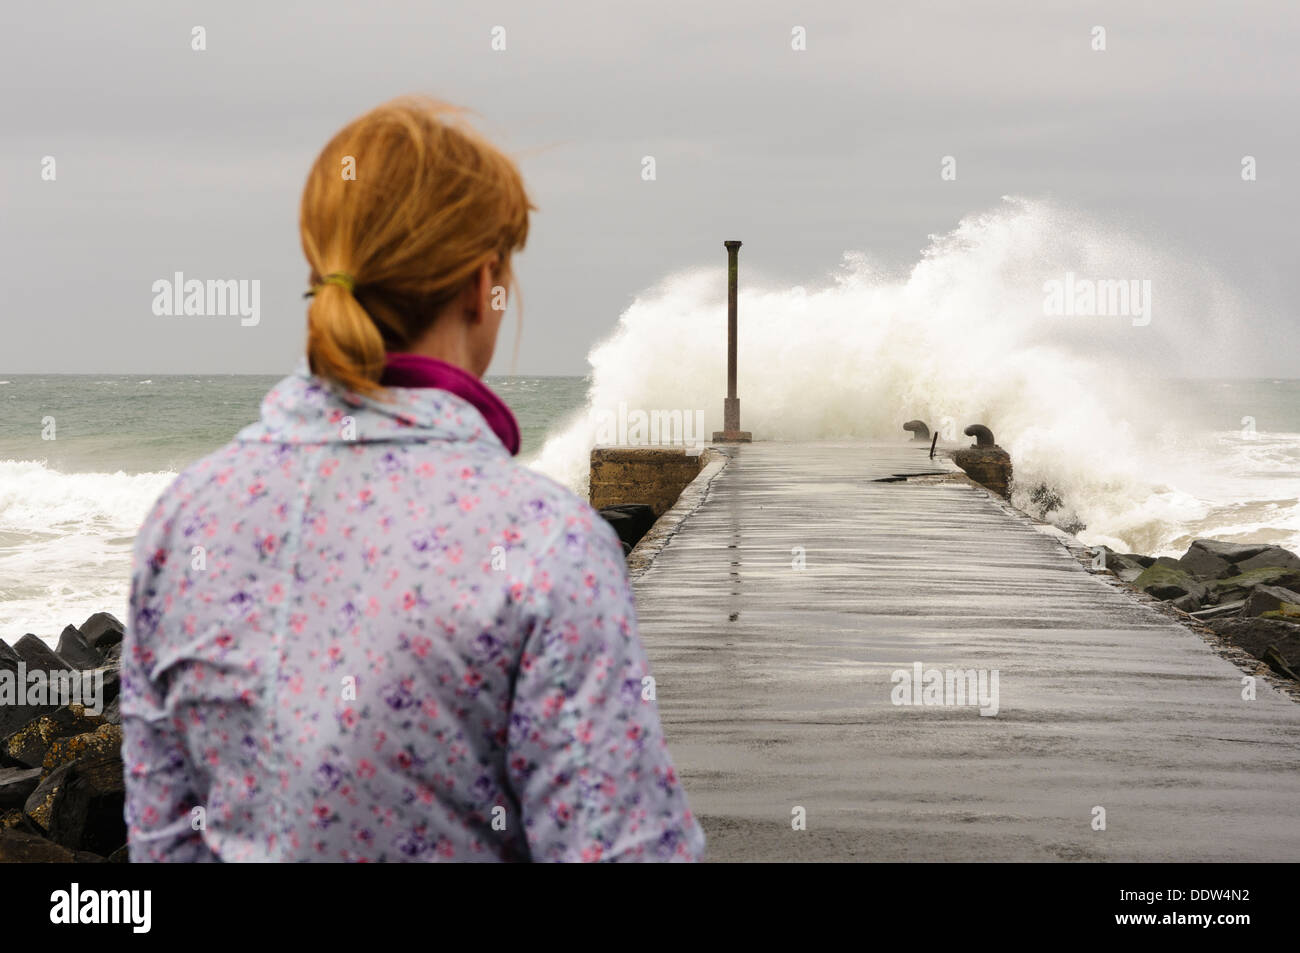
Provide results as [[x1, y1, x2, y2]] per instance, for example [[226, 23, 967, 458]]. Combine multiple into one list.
[[469, 258, 503, 325]]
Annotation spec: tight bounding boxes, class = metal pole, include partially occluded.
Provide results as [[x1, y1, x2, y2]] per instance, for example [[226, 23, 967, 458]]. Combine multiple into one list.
[[713, 240, 752, 443], [725, 241, 740, 410]]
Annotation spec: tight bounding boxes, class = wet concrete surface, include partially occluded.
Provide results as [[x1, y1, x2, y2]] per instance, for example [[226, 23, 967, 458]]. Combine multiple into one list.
[[634, 442, 1300, 861]]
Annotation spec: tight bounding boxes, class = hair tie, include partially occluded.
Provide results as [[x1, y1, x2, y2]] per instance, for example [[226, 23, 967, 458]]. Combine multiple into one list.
[[303, 272, 356, 298]]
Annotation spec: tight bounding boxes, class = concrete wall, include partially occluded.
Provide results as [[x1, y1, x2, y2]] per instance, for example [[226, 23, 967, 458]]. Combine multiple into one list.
[[589, 447, 708, 517]]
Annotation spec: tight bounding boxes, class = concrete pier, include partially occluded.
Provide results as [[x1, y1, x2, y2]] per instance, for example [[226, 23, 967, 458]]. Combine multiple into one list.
[[633, 442, 1300, 861]]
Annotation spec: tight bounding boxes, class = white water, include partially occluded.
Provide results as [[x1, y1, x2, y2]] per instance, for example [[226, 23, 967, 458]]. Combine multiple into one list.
[[0, 461, 175, 640], [530, 197, 1300, 559]]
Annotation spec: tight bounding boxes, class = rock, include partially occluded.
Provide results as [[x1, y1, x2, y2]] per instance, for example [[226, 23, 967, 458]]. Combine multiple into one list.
[[1132, 564, 1207, 602], [101, 697, 121, 726], [79, 612, 125, 652], [598, 504, 658, 554], [91, 666, 120, 705], [1, 808, 34, 831], [0, 828, 103, 862], [1262, 646, 1300, 681], [13, 634, 66, 672], [3, 705, 105, 769], [100, 642, 123, 666], [1189, 599, 1246, 620], [43, 723, 123, 773], [1185, 539, 1272, 563], [55, 625, 102, 670], [106, 844, 129, 863], [0, 640, 59, 741], [1262, 608, 1300, 621], [1234, 546, 1300, 574], [0, 704, 53, 748], [1096, 548, 1151, 581], [1097, 547, 1141, 574], [0, 766, 43, 809], [24, 762, 71, 831], [1170, 593, 1202, 612], [1243, 585, 1300, 619], [45, 754, 126, 856], [1176, 545, 1236, 581], [1210, 567, 1300, 604], [1206, 616, 1300, 673]]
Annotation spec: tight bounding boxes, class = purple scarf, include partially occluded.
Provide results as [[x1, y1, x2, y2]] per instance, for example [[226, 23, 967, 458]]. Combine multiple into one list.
[[380, 353, 521, 456]]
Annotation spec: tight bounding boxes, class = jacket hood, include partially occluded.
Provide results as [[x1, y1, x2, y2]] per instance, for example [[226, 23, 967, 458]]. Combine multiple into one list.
[[236, 362, 510, 455]]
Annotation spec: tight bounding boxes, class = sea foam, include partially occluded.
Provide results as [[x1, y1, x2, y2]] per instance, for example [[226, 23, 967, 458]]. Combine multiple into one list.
[[529, 197, 1299, 558]]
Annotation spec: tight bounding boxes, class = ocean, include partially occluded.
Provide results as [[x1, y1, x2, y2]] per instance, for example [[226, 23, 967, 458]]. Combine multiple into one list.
[[3, 201, 1299, 645], [2, 372, 1297, 646], [0, 374, 589, 643]]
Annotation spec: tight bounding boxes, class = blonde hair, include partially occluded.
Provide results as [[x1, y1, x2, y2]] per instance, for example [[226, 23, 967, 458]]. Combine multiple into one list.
[[300, 97, 532, 394]]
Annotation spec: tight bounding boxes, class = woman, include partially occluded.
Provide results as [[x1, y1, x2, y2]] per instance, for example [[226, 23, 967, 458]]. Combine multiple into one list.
[[122, 98, 704, 862]]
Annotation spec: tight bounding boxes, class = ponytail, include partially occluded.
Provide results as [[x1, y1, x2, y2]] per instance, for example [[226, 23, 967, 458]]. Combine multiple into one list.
[[299, 97, 532, 395], [306, 279, 386, 395]]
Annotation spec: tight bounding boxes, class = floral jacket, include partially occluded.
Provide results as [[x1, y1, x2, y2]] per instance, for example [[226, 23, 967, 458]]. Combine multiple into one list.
[[121, 367, 704, 862]]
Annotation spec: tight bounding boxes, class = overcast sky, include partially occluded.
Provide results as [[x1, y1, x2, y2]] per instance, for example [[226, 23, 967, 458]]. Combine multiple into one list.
[[2, 0, 1296, 376]]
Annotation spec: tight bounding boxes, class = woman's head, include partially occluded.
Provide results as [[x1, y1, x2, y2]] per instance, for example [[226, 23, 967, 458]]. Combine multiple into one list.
[[300, 97, 532, 392]]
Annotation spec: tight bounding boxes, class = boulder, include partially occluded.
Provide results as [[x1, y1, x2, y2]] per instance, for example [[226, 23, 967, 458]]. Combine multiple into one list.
[[1207, 616, 1300, 673], [1262, 608, 1300, 621], [79, 612, 125, 652], [54, 625, 102, 670], [24, 762, 71, 831], [45, 754, 126, 856], [1210, 567, 1300, 604], [1262, 646, 1300, 681], [1132, 564, 1206, 602], [13, 634, 65, 672], [598, 504, 658, 554], [1170, 593, 1202, 613], [0, 640, 58, 740], [43, 723, 123, 773], [3, 705, 105, 769], [1185, 539, 1272, 563], [1234, 546, 1300, 574], [88, 666, 120, 706], [1176, 545, 1236, 581], [0, 766, 43, 810], [0, 828, 103, 863], [1096, 547, 1145, 579], [1243, 585, 1300, 619], [0, 808, 35, 832], [1189, 599, 1246, 621]]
